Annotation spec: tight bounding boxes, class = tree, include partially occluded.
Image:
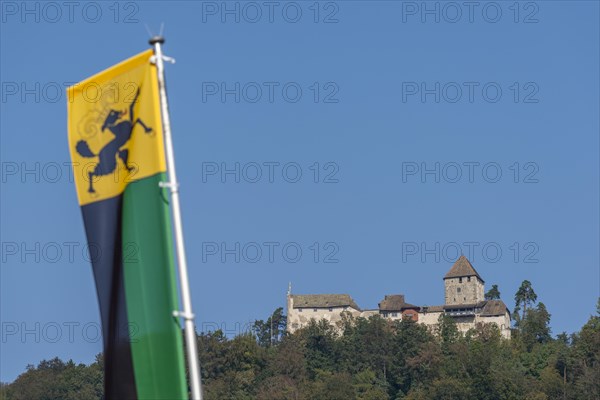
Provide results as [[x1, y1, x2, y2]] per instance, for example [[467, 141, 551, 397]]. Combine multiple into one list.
[[388, 318, 435, 395], [300, 319, 339, 375], [570, 299, 600, 399], [520, 303, 552, 351], [255, 375, 301, 400], [485, 284, 501, 300], [267, 334, 307, 381], [307, 371, 356, 400], [515, 280, 538, 321], [353, 370, 389, 400], [253, 307, 287, 347], [411, 377, 472, 400], [3, 357, 102, 400], [437, 314, 459, 351], [405, 341, 442, 385], [336, 316, 393, 378]]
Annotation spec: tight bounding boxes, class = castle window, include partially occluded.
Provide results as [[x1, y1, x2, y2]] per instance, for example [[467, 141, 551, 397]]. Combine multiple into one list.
[[392, 312, 398, 317], [328, 307, 333, 312], [299, 308, 303, 313], [459, 277, 463, 283], [383, 312, 389, 317], [467, 277, 471, 282], [313, 308, 318, 312], [457, 287, 461, 293]]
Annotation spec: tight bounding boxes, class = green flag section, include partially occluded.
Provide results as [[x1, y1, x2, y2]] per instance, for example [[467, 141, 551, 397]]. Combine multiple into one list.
[[69, 50, 188, 399], [122, 173, 188, 399]]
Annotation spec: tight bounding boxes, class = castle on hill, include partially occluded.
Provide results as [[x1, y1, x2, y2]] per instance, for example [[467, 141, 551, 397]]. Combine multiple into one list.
[[286, 256, 511, 339]]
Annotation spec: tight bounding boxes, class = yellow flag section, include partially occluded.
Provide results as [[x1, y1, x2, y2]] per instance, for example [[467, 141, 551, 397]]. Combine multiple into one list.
[[67, 49, 166, 206]]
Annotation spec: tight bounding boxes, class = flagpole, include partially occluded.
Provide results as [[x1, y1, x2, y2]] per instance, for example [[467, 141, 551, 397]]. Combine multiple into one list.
[[149, 35, 203, 400]]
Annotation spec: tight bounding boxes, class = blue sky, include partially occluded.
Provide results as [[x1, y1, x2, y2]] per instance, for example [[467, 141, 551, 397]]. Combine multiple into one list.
[[1, 0, 598, 383]]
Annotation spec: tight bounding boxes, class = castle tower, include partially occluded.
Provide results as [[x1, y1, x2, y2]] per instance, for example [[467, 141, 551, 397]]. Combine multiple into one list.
[[444, 255, 485, 305]]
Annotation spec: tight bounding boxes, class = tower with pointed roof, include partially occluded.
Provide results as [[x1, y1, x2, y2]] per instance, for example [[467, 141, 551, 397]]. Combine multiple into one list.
[[286, 255, 511, 338], [444, 255, 485, 306]]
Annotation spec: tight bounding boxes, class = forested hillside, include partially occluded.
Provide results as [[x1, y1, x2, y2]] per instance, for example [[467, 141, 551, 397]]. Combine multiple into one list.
[[3, 291, 599, 400]]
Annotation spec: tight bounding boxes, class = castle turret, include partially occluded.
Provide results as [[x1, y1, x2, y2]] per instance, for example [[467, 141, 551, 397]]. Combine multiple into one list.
[[444, 255, 485, 305], [286, 282, 293, 320]]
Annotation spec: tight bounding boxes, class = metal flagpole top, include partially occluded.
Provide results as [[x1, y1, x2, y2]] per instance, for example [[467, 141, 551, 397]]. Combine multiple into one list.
[[149, 35, 165, 45]]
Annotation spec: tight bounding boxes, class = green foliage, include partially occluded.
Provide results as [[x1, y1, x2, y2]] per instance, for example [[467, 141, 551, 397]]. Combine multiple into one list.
[[2, 356, 103, 400], [253, 307, 287, 347], [514, 280, 538, 322], [354, 370, 389, 400], [485, 284, 501, 300], [519, 303, 553, 351], [4, 300, 600, 400], [437, 313, 459, 352]]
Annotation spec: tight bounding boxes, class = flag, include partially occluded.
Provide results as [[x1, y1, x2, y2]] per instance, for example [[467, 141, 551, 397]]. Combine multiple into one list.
[[67, 50, 188, 400]]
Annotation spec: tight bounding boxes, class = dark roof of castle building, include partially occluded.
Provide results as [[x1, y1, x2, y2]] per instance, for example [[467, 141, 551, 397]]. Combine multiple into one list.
[[378, 294, 419, 311], [289, 294, 509, 318], [291, 294, 361, 311], [441, 300, 509, 316], [420, 301, 510, 317], [479, 300, 509, 316], [444, 255, 484, 282]]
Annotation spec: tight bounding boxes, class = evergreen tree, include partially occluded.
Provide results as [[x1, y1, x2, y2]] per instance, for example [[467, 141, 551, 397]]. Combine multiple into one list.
[[515, 280, 538, 320], [520, 302, 553, 350], [253, 307, 287, 347], [485, 284, 501, 300]]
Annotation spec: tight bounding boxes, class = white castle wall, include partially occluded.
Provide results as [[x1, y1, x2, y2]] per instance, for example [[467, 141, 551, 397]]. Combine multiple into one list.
[[286, 296, 361, 332], [287, 300, 511, 339]]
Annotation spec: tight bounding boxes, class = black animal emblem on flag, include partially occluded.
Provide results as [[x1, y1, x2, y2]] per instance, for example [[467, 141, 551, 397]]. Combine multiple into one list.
[[76, 88, 153, 194]]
